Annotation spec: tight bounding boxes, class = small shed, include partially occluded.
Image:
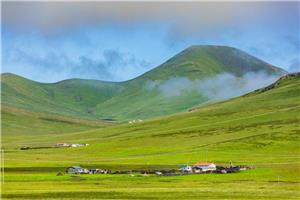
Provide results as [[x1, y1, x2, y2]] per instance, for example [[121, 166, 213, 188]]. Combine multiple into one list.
[[179, 165, 193, 173]]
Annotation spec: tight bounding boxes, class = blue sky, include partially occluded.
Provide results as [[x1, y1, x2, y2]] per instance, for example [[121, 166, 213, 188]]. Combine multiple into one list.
[[2, 2, 299, 82]]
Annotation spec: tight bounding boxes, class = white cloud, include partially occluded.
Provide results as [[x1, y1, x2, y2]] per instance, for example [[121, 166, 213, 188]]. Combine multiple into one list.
[[146, 72, 279, 100]]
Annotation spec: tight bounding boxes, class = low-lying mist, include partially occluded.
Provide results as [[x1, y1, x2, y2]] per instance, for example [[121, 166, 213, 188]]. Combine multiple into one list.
[[146, 71, 280, 100]]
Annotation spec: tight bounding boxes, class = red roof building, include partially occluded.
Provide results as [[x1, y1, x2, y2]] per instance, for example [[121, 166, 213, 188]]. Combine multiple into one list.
[[193, 162, 216, 172]]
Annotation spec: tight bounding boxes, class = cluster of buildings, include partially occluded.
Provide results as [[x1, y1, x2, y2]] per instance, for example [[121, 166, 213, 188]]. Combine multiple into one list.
[[179, 162, 250, 174], [63, 162, 249, 175], [180, 162, 217, 174], [55, 143, 89, 148], [128, 119, 143, 124], [65, 162, 217, 175], [20, 143, 90, 150], [66, 166, 110, 174]]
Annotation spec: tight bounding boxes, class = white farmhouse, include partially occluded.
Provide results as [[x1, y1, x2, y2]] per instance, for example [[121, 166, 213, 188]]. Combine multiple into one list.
[[193, 162, 216, 172]]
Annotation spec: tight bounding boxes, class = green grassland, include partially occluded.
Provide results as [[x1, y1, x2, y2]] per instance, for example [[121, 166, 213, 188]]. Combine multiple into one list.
[[1, 73, 299, 199], [1, 106, 113, 148], [1, 45, 285, 121]]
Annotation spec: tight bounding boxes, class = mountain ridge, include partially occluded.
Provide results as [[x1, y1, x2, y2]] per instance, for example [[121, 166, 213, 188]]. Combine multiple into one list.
[[1, 45, 286, 84], [1, 45, 287, 121]]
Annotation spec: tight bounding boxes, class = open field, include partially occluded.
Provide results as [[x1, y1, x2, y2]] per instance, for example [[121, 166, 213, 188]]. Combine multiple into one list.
[[1, 74, 300, 199], [3, 169, 299, 200]]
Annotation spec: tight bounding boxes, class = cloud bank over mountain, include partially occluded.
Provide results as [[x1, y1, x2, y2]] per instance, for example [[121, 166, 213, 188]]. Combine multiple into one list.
[[146, 72, 279, 100]]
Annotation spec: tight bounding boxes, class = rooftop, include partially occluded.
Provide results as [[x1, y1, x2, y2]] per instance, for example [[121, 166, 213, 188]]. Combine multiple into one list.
[[193, 162, 215, 166], [70, 166, 83, 169]]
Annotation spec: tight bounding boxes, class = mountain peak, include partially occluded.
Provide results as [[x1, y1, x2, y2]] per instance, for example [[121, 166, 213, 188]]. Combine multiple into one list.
[[138, 45, 286, 81], [186, 44, 235, 50]]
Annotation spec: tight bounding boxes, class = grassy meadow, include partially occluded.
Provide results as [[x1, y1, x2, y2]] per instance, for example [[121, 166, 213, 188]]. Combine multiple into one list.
[[1, 74, 300, 199]]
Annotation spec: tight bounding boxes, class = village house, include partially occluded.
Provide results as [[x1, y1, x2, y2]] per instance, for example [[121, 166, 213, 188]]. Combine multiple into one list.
[[70, 143, 89, 147], [66, 166, 89, 174], [193, 162, 217, 172], [55, 143, 70, 147], [179, 165, 193, 173]]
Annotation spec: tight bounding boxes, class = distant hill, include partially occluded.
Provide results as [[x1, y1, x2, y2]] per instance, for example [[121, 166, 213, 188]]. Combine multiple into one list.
[[1, 45, 287, 121]]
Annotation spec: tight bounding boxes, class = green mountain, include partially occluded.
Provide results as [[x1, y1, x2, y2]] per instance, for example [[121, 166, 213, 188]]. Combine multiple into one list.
[[1, 45, 286, 121], [136, 45, 284, 80]]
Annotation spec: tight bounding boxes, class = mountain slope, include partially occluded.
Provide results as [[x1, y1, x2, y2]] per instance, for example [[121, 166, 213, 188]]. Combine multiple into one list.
[[1, 106, 110, 144], [1, 73, 124, 120], [3, 73, 299, 165], [93, 45, 286, 120], [1, 45, 287, 121]]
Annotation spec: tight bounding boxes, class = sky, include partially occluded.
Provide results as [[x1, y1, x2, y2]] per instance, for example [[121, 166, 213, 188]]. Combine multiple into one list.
[[1, 1, 299, 82]]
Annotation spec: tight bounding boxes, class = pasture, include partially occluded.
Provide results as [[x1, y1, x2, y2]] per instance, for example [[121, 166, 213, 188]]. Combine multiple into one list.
[[1, 74, 300, 199]]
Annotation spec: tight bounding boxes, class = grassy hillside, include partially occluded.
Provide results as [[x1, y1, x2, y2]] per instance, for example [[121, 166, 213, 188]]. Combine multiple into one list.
[[1, 106, 113, 149], [1, 46, 286, 121], [2, 73, 299, 199], [1, 73, 123, 120]]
